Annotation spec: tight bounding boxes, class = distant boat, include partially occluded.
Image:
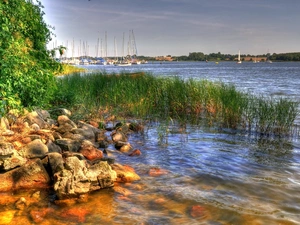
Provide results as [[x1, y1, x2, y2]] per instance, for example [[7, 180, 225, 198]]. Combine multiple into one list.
[[266, 58, 272, 63], [253, 56, 257, 63], [114, 32, 132, 67], [95, 57, 107, 65], [266, 50, 272, 63], [237, 50, 242, 64], [114, 61, 132, 66]]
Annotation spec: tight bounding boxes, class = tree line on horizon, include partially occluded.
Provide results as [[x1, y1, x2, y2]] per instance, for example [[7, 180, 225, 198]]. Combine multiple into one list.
[[133, 52, 300, 62], [173, 52, 300, 62]]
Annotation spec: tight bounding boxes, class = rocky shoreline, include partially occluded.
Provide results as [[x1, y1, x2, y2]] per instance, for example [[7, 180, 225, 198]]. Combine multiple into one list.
[[0, 108, 141, 200]]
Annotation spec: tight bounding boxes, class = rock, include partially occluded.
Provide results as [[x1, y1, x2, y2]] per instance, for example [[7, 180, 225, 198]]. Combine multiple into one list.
[[0, 108, 144, 200], [96, 130, 109, 148], [59, 207, 89, 223], [0, 142, 14, 156], [31, 191, 41, 200], [30, 123, 40, 131], [86, 160, 116, 190], [46, 140, 62, 153], [111, 131, 128, 143], [112, 164, 140, 182], [96, 130, 108, 142], [80, 141, 103, 161], [71, 127, 94, 142], [29, 207, 54, 223], [115, 123, 130, 134], [148, 168, 169, 177], [119, 143, 132, 153], [49, 108, 72, 117], [128, 149, 142, 156], [129, 122, 144, 132], [53, 156, 116, 199], [55, 138, 81, 152], [15, 197, 27, 210], [1, 130, 14, 136], [23, 139, 48, 159], [48, 152, 65, 176], [1, 150, 27, 171], [0, 159, 51, 192], [0, 117, 10, 131], [190, 205, 206, 218], [36, 109, 51, 121], [56, 115, 77, 134], [113, 185, 132, 196], [77, 121, 100, 139], [25, 111, 47, 129]]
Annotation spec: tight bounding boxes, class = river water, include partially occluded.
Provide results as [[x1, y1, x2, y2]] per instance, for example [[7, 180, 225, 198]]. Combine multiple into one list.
[[3, 62, 300, 224]]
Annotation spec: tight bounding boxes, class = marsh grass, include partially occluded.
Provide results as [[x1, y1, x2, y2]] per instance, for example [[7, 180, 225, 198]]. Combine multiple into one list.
[[52, 71, 299, 137], [54, 64, 86, 76]]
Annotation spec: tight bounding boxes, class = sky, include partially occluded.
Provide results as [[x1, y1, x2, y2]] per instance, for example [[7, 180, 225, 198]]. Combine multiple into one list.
[[42, 0, 300, 57]]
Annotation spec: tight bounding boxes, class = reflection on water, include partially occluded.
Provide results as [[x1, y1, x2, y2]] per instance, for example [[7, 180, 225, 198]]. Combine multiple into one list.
[[2, 125, 300, 224]]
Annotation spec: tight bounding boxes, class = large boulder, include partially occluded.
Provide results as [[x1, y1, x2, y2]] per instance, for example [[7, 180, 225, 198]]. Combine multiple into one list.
[[23, 139, 48, 159], [54, 156, 116, 199], [0, 159, 51, 192]]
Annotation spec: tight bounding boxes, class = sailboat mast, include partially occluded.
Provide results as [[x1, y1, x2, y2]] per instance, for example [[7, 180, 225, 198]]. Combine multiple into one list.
[[105, 31, 107, 59]]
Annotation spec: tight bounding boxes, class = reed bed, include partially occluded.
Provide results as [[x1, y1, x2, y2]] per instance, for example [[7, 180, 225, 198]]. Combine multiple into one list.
[[52, 71, 299, 137]]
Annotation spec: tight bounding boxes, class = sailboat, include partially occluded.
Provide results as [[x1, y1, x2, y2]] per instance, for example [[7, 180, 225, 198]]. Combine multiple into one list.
[[266, 50, 272, 63], [237, 50, 242, 64], [253, 56, 257, 63], [114, 32, 132, 66]]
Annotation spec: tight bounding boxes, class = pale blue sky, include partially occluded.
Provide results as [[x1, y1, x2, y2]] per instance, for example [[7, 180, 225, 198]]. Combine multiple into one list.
[[42, 0, 300, 57]]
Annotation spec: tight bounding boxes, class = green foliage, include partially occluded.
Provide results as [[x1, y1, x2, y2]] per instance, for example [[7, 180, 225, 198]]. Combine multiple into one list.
[[0, 0, 58, 115], [270, 52, 300, 61]]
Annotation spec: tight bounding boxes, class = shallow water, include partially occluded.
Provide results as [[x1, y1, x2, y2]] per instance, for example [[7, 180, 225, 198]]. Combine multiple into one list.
[[2, 62, 300, 224]]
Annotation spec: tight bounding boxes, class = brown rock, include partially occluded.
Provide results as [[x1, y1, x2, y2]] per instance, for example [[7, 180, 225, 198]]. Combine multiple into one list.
[[23, 139, 48, 159], [113, 185, 133, 196], [190, 205, 206, 218], [60, 207, 89, 223], [119, 143, 132, 153], [80, 140, 103, 161], [148, 168, 169, 177], [29, 207, 54, 223], [128, 149, 141, 156], [0, 159, 51, 192], [112, 164, 140, 182]]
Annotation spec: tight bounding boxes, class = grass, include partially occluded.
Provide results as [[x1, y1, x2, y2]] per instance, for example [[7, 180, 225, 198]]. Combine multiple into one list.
[[51, 71, 299, 137], [54, 64, 86, 76]]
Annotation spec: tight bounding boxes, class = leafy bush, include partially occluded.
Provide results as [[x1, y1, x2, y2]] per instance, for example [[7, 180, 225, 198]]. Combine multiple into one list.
[[0, 0, 58, 115]]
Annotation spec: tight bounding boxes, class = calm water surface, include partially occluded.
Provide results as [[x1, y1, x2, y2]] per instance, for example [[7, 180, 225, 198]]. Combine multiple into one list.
[[3, 62, 300, 224]]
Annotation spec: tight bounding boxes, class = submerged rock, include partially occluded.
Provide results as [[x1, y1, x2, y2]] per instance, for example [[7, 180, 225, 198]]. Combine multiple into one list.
[[112, 164, 140, 182]]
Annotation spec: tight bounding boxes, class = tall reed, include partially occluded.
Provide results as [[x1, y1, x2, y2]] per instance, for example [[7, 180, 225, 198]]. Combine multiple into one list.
[[52, 71, 299, 137]]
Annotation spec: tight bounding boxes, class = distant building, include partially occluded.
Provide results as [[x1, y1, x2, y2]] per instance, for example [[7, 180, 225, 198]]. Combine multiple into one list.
[[155, 55, 173, 61], [234, 56, 267, 62]]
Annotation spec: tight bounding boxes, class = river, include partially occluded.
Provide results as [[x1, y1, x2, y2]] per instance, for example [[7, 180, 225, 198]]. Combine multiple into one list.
[[4, 62, 300, 224]]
